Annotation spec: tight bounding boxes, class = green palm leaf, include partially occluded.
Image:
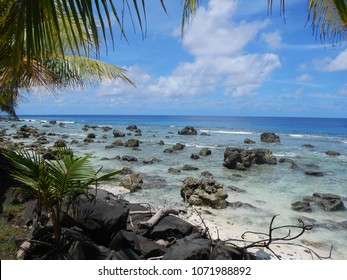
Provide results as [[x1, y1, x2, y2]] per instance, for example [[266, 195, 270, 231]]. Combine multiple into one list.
[[2, 146, 122, 244], [1, 0, 141, 115], [44, 56, 135, 89], [308, 0, 347, 42]]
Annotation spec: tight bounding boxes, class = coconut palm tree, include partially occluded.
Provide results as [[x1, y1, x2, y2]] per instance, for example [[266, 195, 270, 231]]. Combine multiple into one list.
[[3, 147, 123, 246], [0, 0, 140, 115]]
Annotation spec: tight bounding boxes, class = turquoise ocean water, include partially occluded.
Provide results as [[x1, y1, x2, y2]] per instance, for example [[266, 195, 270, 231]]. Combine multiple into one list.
[[2, 115, 347, 259]]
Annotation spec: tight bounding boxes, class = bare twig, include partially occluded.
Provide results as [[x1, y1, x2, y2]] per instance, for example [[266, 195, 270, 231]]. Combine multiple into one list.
[[221, 215, 331, 260]]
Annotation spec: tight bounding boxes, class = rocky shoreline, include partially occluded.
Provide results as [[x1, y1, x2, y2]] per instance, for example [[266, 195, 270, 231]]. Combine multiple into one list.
[[0, 118, 346, 259]]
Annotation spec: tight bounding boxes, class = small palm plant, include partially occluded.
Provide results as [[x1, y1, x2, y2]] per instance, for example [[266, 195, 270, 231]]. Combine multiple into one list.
[[3, 147, 122, 246]]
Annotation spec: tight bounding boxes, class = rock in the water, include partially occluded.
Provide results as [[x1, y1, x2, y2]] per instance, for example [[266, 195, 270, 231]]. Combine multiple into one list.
[[173, 143, 185, 151], [190, 154, 200, 160], [313, 193, 345, 211], [178, 126, 197, 135], [320, 199, 345, 211], [279, 158, 302, 171], [295, 193, 345, 212], [305, 171, 324, 177], [244, 138, 255, 144], [125, 139, 140, 148], [260, 132, 280, 143], [199, 148, 211, 156], [291, 201, 312, 212], [143, 158, 162, 165], [126, 125, 138, 131], [182, 164, 199, 171], [163, 148, 174, 153], [223, 147, 277, 170], [113, 130, 125, 137], [201, 171, 213, 177], [168, 167, 181, 174], [122, 155, 138, 162], [302, 144, 315, 148], [181, 177, 228, 209], [120, 173, 143, 192], [325, 151, 340, 156]]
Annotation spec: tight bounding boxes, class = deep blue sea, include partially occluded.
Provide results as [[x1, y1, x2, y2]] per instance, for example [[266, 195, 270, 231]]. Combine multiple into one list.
[[2, 115, 347, 259], [17, 114, 347, 137]]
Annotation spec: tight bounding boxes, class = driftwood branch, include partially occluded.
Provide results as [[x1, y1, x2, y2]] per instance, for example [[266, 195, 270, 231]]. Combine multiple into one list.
[[137, 206, 179, 230]]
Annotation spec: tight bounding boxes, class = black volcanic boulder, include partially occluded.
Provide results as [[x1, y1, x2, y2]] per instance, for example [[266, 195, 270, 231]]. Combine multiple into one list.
[[244, 138, 256, 144], [70, 196, 129, 246], [113, 130, 125, 137], [325, 151, 341, 157], [173, 143, 185, 150], [223, 147, 277, 170], [126, 125, 138, 131], [260, 132, 280, 143], [162, 233, 211, 260], [178, 126, 197, 135]]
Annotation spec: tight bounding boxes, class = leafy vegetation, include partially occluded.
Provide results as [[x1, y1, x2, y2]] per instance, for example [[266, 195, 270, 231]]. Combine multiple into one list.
[[0, 0, 138, 115], [3, 147, 123, 246], [0, 203, 27, 260]]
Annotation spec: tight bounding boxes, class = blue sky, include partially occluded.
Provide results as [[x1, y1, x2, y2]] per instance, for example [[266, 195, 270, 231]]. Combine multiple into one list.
[[17, 0, 347, 118]]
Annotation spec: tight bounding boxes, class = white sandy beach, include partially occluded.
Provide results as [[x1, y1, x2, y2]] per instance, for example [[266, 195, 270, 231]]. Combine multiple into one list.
[[99, 183, 334, 260]]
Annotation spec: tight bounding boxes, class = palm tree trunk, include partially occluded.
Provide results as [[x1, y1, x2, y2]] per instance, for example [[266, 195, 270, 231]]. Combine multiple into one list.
[[48, 206, 61, 247]]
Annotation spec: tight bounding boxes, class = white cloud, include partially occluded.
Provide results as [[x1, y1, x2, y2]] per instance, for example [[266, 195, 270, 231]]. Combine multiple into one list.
[[318, 49, 347, 72], [75, 0, 281, 108], [182, 5, 269, 56], [261, 31, 282, 50], [295, 73, 313, 82], [146, 0, 280, 98]]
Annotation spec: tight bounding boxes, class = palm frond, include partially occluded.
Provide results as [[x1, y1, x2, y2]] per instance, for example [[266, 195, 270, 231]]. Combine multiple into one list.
[[2, 148, 43, 191], [0, 1, 152, 66], [43, 56, 135, 89], [267, 0, 285, 16], [181, 0, 200, 34], [46, 152, 95, 192], [0, 88, 18, 116], [308, 0, 347, 43]]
